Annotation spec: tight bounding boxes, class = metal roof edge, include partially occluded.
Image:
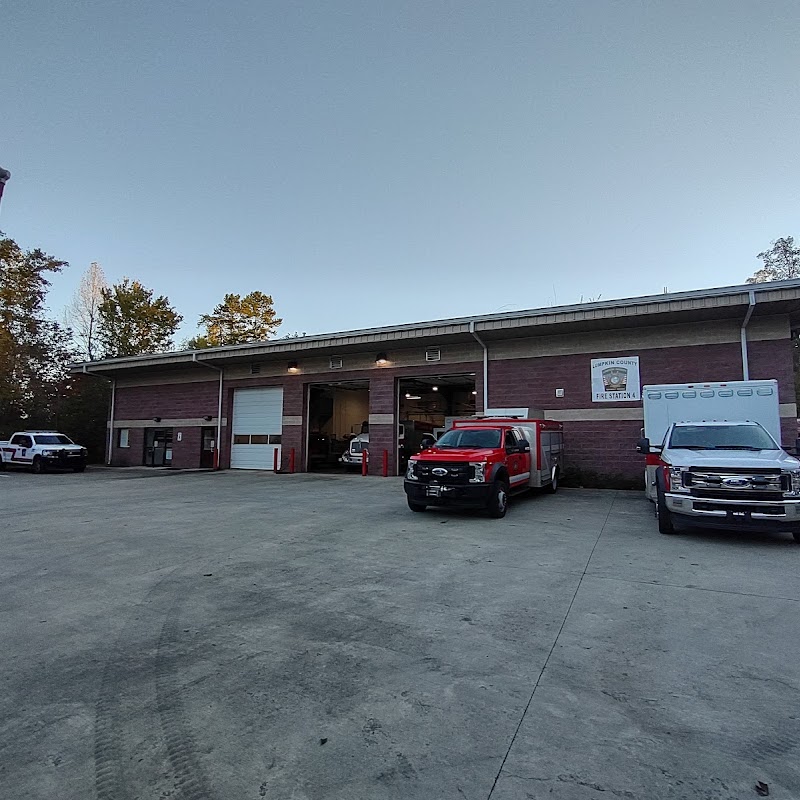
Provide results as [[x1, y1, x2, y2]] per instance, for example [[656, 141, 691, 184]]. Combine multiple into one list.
[[71, 278, 800, 372]]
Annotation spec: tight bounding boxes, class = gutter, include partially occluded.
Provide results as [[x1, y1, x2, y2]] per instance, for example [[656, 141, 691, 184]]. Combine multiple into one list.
[[740, 290, 756, 380], [193, 353, 224, 469], [469, 321, 489, 412]]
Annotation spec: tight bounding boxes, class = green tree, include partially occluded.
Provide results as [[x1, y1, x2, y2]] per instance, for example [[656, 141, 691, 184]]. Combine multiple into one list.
[[0, 234, 73, 435], [747, 237, 800, 283], [188, 291, 282, 348], [97, 278, 182, 358]]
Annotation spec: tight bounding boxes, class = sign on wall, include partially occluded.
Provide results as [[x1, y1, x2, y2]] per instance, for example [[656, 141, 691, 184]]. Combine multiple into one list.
[[591, 357, 641, 402]]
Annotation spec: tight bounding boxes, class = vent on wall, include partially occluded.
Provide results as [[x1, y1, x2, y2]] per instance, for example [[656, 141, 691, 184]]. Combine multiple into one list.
[[250, 363, 261, 375], [425, 348, 441, 362], [330, 356, 343, 369]]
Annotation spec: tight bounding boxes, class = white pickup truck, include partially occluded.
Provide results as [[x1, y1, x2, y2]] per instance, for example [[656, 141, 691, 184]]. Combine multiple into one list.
[[637, 381, 800, 540], [0, 431, 88, 473]]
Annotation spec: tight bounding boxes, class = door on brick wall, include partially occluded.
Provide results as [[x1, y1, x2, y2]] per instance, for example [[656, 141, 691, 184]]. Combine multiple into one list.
[[144, 428, 173, 467], [231, 387, 284, 470], [200, 427, 216, 469]]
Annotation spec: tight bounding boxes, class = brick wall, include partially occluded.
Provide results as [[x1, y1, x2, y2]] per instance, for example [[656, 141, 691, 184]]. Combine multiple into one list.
[[107, 336, 796, 481]]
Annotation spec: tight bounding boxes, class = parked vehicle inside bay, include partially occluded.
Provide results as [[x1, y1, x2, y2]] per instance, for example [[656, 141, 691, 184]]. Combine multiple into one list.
[[404, 416, 563, 518], [0, 431, 89, 473], [637, 380, 800, 540]]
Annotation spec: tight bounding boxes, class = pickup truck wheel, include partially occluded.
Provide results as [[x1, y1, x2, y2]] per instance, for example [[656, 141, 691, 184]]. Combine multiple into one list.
[[31, 456, 46, 475], [487, 479, 509, 519], [792, 531, 800, 544], [407, 498, 426, 512], [655, 476, 675, 535], [73, 465, 86, 473], [545, 468, 559, 494]]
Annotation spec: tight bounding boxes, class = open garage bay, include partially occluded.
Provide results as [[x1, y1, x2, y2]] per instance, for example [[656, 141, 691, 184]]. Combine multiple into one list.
[[2, 470, 799, 799]]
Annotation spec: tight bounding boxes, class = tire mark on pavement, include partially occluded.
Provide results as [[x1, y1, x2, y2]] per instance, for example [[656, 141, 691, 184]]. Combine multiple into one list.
[[155, 601, 220, 800]]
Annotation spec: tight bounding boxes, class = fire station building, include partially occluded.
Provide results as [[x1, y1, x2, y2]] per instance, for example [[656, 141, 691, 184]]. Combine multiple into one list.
[[75, 280, 800, 485]]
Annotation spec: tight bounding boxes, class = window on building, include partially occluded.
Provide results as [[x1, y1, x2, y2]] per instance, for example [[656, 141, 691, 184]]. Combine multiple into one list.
[[118, 429, 130, 448]]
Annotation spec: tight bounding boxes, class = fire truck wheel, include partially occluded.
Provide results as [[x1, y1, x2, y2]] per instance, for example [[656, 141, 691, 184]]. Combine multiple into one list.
[[655, 476, 675, 535], [545, 468, 559, 494], [407, 498, 427, 513], [488, 479, 509, 519], [31, 456, 46, 475]]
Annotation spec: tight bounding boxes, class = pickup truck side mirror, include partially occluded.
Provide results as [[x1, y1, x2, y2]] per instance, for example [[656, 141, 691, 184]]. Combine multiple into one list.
[[636, 437, 661, 455]]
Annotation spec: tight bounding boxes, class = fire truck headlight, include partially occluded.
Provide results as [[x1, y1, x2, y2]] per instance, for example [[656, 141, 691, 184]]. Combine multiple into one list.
[[470, 462, 487, 483], [406, 462, 419, 481]]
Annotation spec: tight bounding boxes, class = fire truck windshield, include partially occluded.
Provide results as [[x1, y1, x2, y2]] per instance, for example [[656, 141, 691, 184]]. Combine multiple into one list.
[[436, 429, 501, 449]]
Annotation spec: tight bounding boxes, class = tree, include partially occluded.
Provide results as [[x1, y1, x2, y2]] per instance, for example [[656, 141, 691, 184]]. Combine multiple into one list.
[[67, 261, 107, 360], [189, 291, 282, 348], [747, 237, 800, 283], [0, 234, 73, 435], [97, 278, 182, 358]]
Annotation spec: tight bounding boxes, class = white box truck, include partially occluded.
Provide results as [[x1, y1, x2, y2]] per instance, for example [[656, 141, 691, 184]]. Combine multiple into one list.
[[636, 380, 800, 539]]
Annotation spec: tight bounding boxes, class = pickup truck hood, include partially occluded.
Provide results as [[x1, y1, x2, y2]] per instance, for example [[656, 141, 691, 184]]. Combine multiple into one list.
[[414, 447, 496, 462], [666, 448, 800, 469]]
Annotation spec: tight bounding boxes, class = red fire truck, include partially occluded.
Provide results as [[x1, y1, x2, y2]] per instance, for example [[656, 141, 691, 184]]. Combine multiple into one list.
[[403, 417, 564, 518]]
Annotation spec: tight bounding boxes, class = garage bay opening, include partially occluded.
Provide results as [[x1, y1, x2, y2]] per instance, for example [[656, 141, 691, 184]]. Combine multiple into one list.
[[307, 381, 370, 472], [397, 374, 476, 472]]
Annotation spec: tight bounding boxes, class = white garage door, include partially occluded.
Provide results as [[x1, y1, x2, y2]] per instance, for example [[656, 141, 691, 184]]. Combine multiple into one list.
[[231, 387, 284, 470]]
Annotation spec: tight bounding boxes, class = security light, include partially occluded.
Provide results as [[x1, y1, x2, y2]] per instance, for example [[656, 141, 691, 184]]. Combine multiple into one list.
[[287, 361, 300, 373], [432, 386, 438, 391], [153, 417, 161, 422], [375, 352, 388, 365]]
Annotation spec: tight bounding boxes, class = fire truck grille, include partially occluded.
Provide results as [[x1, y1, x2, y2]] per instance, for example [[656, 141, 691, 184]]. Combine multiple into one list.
[[414, 462, 471, 484]]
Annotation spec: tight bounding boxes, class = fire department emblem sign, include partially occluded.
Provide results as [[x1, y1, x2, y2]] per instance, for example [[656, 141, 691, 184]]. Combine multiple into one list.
[[591, 357, 640, 402]]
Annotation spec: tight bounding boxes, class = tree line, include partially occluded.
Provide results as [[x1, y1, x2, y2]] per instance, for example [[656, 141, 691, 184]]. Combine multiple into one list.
[[0, 231, 284, 455], [1, 231, 798, 458]]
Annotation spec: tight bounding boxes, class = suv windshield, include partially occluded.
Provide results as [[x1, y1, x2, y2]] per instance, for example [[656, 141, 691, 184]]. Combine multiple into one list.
[[435, 429, 501, 449], [33, 434, 73, 445], [669, 424, 778, 451]]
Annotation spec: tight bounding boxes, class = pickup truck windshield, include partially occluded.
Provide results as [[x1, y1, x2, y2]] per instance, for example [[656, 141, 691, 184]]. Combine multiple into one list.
[[669, 424, 778, 451], [33, 434, 73, 445], [436, 429, 501, 449]]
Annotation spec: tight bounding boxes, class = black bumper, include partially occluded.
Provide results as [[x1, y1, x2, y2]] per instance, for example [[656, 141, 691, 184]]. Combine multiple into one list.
[[44, 454, 87, 470], [404, 480, 492, 508]]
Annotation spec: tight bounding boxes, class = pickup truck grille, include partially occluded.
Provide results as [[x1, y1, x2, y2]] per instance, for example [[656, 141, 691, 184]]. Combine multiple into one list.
[[685, 468, 787, 498], [413, 462, 471, 485]]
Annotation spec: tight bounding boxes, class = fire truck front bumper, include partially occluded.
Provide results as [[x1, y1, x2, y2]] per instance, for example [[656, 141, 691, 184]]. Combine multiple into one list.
[[404, 481, 493, 508]]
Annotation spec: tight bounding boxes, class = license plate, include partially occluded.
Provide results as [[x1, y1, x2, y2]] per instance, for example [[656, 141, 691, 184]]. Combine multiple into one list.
[[426, 486, 441, 497]]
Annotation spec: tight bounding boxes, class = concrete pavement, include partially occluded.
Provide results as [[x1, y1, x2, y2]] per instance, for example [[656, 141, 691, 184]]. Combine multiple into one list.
[[1, 469, 798, 799]]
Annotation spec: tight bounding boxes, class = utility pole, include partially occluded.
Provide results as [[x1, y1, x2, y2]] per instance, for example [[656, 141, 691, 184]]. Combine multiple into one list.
[[0, 167, 10, 211]]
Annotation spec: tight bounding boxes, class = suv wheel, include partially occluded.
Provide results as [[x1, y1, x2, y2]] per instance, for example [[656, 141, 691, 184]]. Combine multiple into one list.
[[488, 479, 509, 519]]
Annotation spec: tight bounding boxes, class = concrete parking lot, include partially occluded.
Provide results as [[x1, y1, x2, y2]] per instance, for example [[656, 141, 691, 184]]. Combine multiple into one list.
[[2, 469, 799, 799]]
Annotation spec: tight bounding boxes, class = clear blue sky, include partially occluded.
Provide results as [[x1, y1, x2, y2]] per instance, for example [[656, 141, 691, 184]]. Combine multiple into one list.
[[2, 1, 799, 341]]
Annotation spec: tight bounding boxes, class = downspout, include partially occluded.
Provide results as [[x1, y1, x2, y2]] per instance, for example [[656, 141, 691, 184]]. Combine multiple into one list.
[[469, 320, 489, 412], [193, 354, 224, 469], [740, 290, 756, 380], [107, 378, 116, 465]]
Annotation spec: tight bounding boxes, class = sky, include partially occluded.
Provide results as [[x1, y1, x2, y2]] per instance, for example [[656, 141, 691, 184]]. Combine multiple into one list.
[[2, 0, 799, 342]]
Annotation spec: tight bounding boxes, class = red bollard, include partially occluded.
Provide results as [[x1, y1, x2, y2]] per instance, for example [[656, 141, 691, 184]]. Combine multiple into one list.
[[213, 447, 220, 470], [362, 449, 368, 476], [273, 448, 279, 473], [289, 448, 296, 474], [382, 449, 388, 477]]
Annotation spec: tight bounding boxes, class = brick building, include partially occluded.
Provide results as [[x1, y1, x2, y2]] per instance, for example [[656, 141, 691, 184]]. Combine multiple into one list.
[[75, 280, 800, 484]]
